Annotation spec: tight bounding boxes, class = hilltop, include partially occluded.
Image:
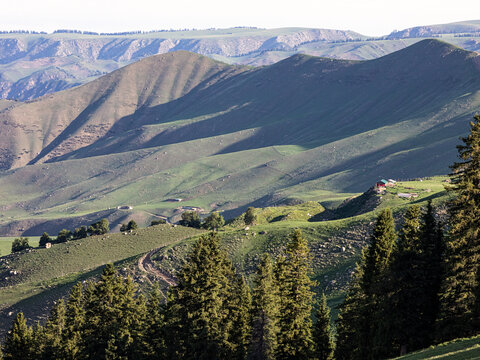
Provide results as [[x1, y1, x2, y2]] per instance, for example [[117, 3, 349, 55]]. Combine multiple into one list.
[[0, 21, 479, 101]]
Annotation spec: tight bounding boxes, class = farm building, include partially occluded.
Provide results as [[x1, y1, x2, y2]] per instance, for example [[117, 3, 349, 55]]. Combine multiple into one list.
[[376, 179, 388, 187]]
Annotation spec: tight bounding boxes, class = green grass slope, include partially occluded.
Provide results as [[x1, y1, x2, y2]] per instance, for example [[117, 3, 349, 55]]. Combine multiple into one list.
[[0, 177, 450, 336], [395, 335, 480, 359], [0, 40, 478, 235]]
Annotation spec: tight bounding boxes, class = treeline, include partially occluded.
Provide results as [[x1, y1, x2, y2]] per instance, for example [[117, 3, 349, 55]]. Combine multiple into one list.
[[336, 115, 480, 358], [0, 30, 47, 34], [1, 230, 335, 360]]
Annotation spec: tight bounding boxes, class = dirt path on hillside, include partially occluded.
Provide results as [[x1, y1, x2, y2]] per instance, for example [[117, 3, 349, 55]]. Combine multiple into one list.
[[138, 248, 177, 286]]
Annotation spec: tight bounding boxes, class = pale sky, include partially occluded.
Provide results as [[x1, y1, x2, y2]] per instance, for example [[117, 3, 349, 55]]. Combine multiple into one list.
[[1, 0, 479, 36]]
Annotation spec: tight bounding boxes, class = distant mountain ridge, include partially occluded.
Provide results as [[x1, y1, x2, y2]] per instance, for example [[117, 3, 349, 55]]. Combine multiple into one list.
[[0, 39, 479, 235], [0, 22, 479, 101]]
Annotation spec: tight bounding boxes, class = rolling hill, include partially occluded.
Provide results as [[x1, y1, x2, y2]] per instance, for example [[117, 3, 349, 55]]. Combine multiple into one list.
[[0, 39, 479, 235], [0, 21, 479, 101]]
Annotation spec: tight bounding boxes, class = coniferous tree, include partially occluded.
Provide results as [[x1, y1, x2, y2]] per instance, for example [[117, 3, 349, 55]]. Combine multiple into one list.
[[229, 276, 252, 360], [249, 254, 280, 360], [202, 211, 225, 231], [81, 264, 136, 359], [165, 232, 238, 360], [144, 285, 166, 358], [313, 293, 335, 360], [438, 114, 480, 340], [382, 205, 424, 357], [3, 312, 35, 360], [43, 300, 66, 359], [336, 209, 396, 360], [420, 201, 444, 344], [361, 208, 396, 359], [335, 253, 366, 360], [62, 282, 85, 360], [275, 229, 315, 360], [244, 207, 257, 226]]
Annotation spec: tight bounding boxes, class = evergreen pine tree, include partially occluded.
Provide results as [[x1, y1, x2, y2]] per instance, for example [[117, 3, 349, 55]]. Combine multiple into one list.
[[3, 312, 35, 360], [81, 264, 128, 358], [244, 207, 256, 226], [381, 205, 424, 357], [165, 232, 238, 360], [228, 275, 252, 360], [438, 114, 480, 339], [313, 293, 335, 360], [275, 229, 315, 360], [62, 282, 86, 359], [335, 253, 366, 360], [144, 285, 166, 359], [249, 254, 280, 360], [420, 201, 444, 344], [43, 299, 66, 359]]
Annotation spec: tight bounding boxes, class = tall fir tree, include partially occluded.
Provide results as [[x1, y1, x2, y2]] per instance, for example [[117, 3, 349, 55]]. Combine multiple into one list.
[[249, 254, 280, 360], [313, 293, 335, 360], [228, 275, 252, 360], [43, 299, 67, 359], [381, 205, 425, 357], [275, 229, 315, 360], [2, 312, 35, 360], [62, 282, 86, 360], [335, 252, 366, 360], [336, 208, 396, 360], [165, 232, 239, 360], [81, 264, 141, 359], [144, 284, 166, 358], [438, 114, 480, 340], [420, 201, 444, 344]]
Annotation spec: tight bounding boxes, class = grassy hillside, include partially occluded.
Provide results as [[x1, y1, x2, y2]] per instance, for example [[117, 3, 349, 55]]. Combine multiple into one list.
[[0, 177, 451, 338], [0, 224, 202, 332], [0, 40, 476, 235], [395, 335, 480, 359]]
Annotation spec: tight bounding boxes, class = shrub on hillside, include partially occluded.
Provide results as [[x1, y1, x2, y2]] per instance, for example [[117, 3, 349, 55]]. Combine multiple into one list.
[[11, 237, 31, 253]]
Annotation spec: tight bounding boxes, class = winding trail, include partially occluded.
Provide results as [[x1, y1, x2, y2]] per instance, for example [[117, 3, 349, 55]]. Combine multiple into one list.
[[138, 248, 177, 286]]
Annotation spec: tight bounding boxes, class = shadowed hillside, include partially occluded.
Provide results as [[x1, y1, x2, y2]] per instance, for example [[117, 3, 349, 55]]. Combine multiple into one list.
[[0, 40, 479, 235]]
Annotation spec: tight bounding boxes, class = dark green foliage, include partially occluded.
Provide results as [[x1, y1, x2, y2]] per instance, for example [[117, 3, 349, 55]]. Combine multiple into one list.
[[313, 293, 335, 360], [57, 229, 72, 243], [43, 300, 66, 359], [72, 226, 88, 240], [144, 285, 166, 357], [81, 264, 145, 359], [275, 229, 315, 360], [202, 211, 225, 231], [438, 114, 480, 340], [179, 211, 201, 228], [62, 283, 85, 360], [244, 207, 256, 226], [39, 232, 51, 247], [249, 254, 280, 360], [335, 262, 365, 360], [380, 206, 424, 357], [88, 218, 110, 235], [120, 220, 138, 232], [229, 276, 252, 360], [165, 232, 241, 359], [2, 313, 35, 360], [336, 209, 397, 360], [151, 218, 166, 226], [11, 237, 31, 253]]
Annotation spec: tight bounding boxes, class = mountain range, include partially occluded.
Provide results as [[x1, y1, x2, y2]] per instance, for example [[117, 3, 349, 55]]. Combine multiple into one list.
[[0, 38, 479, 235], [0, 20, 479, 101]]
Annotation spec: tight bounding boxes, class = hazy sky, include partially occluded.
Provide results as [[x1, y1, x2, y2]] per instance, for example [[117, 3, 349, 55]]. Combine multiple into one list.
[[1, 0, 479, 36]]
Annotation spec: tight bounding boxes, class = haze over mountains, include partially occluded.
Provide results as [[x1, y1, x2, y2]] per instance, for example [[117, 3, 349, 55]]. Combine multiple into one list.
[[0, 38, 479, 235], [0, 20, 479, 100]]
